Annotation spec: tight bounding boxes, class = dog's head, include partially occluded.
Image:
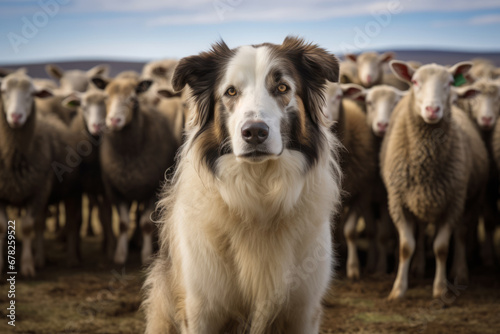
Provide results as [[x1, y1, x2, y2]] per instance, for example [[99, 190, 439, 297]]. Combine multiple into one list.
[[173, 36, 339, 172]]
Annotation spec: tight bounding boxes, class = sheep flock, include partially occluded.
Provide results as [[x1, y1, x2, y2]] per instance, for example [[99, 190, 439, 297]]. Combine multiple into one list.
[[0, 52, 499, 306]]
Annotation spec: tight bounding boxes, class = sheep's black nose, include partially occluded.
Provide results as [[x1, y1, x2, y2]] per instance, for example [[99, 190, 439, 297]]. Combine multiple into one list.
[[241, 121, 269, 145]]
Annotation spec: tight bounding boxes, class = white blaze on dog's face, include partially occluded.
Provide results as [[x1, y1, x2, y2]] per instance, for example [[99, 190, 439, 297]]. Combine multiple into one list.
[[0, 71, 52, 128], [218, 45, 295, 161], [171, 37, 339, 172], [91, 77, 152, 131], [390, 60, 472, 124], [362, 85, 405, 136]]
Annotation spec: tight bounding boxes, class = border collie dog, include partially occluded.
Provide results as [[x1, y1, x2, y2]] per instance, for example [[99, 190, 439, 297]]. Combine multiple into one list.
[[143, 36, 342, 334]]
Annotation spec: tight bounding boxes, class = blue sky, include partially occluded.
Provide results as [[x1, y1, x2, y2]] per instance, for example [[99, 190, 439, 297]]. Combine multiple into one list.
[[1, 0, 500, 65]]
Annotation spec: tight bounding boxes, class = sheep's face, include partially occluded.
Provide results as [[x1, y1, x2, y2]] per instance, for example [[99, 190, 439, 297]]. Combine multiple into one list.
[[102, 79, 152, 131], [411, 66, 453, 124], [323, 83, 343, 122], [365, 86, 404, 136], [82, 91, 107, 135], [63, 90, 108, 136], [469, 80, 500, 130], [391, 61, 472, 125], [347, 52, 393, 87], [0, 73, 52, 128]]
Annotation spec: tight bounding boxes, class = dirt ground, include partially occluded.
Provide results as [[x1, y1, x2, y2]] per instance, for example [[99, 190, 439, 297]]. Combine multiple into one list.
[[1, 213, 499, 334]]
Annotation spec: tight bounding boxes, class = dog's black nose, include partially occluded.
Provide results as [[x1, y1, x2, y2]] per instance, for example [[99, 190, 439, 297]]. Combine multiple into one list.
[[241, 121, 269, 145]]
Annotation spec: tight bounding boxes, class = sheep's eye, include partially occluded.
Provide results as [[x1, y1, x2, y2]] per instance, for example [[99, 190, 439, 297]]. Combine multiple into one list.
[[277, 84, 288, 93], [226, 87, 237, 96], [411, 80, 418, 86]]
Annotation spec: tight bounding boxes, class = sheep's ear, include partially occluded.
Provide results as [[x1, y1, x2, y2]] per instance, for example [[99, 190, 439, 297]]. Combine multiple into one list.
[[455, 86, 479, 100], [91, 77, 110, 90], [379, 52, 395, 63], [448, 61, 473, 77], [62, 93, 82, 108], [172, 40, 233, 127], [390, 60, 415, 84], [345, 53, 357, 62], [341, 83, 365, 101], [157, 89, 182, 99], [87, 64, 109, 78], [46, 64, 64, 80], [33, 89, 53, 99], [136, 80, 153, 94]]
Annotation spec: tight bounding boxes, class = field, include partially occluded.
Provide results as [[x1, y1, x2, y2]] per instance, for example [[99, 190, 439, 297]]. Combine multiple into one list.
[[1, 206, 499, 334]]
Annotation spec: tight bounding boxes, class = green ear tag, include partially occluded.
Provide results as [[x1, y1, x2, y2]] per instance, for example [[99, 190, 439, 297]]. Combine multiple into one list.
[[453, 73, 466, 87]]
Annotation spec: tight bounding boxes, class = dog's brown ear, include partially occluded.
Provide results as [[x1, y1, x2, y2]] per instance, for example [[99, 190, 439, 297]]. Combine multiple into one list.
[[172, 41, 233, 128], [281, 36, 339, 125]]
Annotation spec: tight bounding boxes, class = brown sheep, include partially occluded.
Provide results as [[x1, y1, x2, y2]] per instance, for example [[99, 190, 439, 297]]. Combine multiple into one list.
[[324, 82, 377, 279], [91, 77, 178, 265], [61, 89, 115, 260], [355, 85, 406, 274], [381, 61, 488, 299], [0, 70, 60, 275], [456, 79, 500, 267]]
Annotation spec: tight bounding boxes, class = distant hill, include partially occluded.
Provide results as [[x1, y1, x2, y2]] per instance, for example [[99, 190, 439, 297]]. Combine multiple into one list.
[[0, 60, 146, 79], [1, 50, 499, 79], [384, 50, 500, 66]]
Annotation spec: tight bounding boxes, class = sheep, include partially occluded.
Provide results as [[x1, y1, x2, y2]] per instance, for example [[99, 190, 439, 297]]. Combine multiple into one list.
[[141, 59, 179, 88], [0, 69, 59, 276], [341, 52, 409, 90], [115, 70, 140, 81], [139, 59, 182, 112], [494, 106, 500, 178], [61, 89, 115, 259], [91, 76, 178, 265], [468, 58, 500, 81], [381, 60, 488, 299], [324, 82, 377, 279], [46, 64, 109, 93], [455, 79, 500, 267], [354, 85, 406, 274]]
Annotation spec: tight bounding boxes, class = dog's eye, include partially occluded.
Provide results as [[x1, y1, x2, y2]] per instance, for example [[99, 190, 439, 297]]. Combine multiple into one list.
[[277, 84, 288, 93], [226, 87, 237, 97]]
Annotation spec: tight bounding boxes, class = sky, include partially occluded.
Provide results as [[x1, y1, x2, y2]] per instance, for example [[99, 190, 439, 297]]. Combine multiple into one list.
[[1, 0, 500, 65]]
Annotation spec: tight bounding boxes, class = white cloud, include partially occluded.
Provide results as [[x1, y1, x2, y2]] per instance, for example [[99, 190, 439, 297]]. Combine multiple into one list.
[[468, 14, 500, 25], [144, 0, 500, 26], [433, 13, 500, 27], [2, 0, 500, 25]]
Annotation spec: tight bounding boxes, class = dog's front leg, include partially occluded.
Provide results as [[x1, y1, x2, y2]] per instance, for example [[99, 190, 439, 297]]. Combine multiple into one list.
[[183, 295, 227, 334]]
